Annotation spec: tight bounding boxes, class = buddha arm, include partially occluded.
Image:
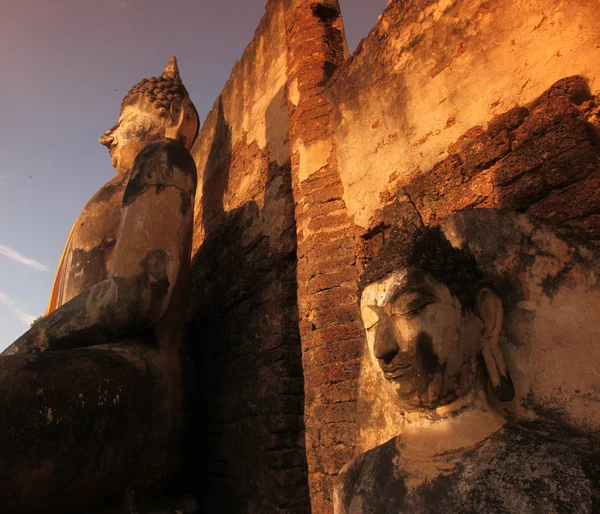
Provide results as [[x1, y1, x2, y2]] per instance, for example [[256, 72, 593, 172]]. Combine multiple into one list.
[[3, 139, 197, 355]]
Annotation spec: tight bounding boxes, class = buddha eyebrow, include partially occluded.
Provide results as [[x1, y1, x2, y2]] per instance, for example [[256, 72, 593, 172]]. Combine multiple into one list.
[[388, 285, 435, 305]]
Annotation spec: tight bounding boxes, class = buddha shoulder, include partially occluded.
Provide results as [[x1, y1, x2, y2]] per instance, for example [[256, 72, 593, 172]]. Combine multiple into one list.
[[123, 138, 196, 206], [71, 173, 128, 250], [335, 424, 599, 514]]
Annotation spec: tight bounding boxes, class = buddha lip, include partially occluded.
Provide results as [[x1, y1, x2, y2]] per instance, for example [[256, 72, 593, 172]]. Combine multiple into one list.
[[382, 363, 411, 379]]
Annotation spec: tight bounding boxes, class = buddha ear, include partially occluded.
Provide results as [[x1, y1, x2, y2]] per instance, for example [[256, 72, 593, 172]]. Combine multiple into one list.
[[164, 99, 186, 142], [477, 288, 515, 402]]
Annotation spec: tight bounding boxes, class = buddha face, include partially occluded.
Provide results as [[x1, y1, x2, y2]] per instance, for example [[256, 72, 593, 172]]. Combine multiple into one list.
[[100, 95, 171, 174], [361, 268, 485, 410], [99, 94, 197, 174]]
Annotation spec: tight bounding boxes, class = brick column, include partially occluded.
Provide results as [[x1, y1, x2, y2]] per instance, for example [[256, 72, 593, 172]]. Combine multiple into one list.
[[284, 1, 364, 512]]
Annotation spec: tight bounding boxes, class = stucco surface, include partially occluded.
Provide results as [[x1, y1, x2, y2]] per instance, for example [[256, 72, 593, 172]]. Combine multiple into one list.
[[332, 0, 600, 228], [356, 210, 600, 451], [187, 1, 309, 511]]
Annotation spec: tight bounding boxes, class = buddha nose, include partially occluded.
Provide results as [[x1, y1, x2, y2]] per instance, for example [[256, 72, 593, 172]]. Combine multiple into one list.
[[373, 316, 400, 364], [99, 131, 114, 148]]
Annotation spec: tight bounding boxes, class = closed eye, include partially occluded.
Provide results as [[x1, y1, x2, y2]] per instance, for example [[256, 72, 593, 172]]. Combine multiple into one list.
[[393, 301, 434, 317], [361, 305, 379, 330], [390, 290, 437, 317]]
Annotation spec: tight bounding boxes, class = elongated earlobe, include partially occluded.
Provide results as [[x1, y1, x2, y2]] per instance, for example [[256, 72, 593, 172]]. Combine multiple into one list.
[[165, 98, 193, 149], [478, 288, 515, 402]]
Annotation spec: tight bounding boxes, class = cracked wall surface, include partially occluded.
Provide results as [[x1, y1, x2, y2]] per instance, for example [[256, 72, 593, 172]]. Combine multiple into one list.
[[183, 0, 600, 512], [331, 0, 600, 230], [186, 1, 309, 511]]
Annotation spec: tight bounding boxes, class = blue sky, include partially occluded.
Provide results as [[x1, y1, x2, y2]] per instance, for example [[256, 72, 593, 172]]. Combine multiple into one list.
[[0, 0, 386, 351]]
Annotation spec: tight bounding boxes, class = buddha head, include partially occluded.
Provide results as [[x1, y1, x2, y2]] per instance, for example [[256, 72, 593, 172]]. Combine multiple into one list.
[[360, 191, 514, 411], [100, 56, 199, 174]]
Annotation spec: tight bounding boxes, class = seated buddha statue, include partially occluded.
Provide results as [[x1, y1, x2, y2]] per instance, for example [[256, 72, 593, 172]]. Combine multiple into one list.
[[334, 192, 600, 514], [0, 57, 199, 513]]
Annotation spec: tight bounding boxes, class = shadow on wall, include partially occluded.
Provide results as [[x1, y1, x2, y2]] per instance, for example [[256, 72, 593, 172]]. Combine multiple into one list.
[[400, 76, 600, 243], [202, 96, 232, 236], [184, 91, 310, 511], [355, 75, 600, 452]]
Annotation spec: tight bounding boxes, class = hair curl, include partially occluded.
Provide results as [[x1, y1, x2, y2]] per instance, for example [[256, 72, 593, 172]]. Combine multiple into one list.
[[125, 74, 190, 116], [360, 225, 485, 311]]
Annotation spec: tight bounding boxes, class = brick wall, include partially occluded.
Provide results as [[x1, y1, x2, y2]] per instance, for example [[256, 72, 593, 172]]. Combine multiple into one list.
[[405, 76, 600, 242], [330, 0, 600, 230], [181, 0, 600, 511], [186, 1, 309, 511], [284, 1, 364, 512]]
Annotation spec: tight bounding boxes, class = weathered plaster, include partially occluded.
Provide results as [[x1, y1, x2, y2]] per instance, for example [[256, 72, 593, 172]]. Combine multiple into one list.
[[356, 210, 600, 452], [332, 0, 600, 228], [187, 2, 308, 511], [192, 2, 290, 248], [295, 139, 333, 182]]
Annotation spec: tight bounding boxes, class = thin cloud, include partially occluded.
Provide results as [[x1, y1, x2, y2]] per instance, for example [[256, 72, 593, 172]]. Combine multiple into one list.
[[15, 309, 35, 326], [109, 0, 130, 10], [0, 244, 47, 272], [0, 291, 36, 326], [0, 291, 15, 306]]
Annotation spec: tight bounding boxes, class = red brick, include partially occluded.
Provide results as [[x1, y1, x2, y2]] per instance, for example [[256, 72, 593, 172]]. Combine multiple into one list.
[[304, 424, 321, 450], [325, 358, 361, 384], [263, 432, 299, 451], [302, 182, 344, 206], [302, 348, 316, 369], [308, 213, 352, 232], [303, 286, 359, 312], [263, 450, 301, 472], [306, 266, 358, 294], [564, 214, 600, 240], [313, 338, 362, 365], [307, 250, 356, 273], [303, 359, 360, 388], [320, 422, 357, 447], [299, 319, 315, 338], [496, 173, 550, 211], [530, 75, 592, 108], [538, 143, 600, 188], [406, 153, 465, 203], [447, 125, 484, 154], [321, 445, 356, 475], [311, 496, 334, 514], [288, 25, 331, 49], [425, 171, 494, 223], [306, 448, 322, 473], [299, 231, 354, 258], [306, 472, 328, 495], [486, 106, 529, 137], [494, 116, 589, 186], [296, 198, 345, 227], [297, 104, 332, 124], [460, 129, 511, 172], [271, 395, 305, 415], [321, 382, 358, 405], [277, 377, 305, 395], [512, 96, 579, 147], [314, 402, 357, 424], [527, 170, 600, 223], [296, 196, 345, 218], [312, 305, 360, 329], [301, 322, 365, 350], [292, 121, 330, 145]]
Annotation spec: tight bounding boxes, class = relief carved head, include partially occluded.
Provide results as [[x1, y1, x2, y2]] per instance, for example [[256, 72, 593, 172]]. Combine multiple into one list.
[[99, 56, 200, 174], [360, 191, 514, 411]]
